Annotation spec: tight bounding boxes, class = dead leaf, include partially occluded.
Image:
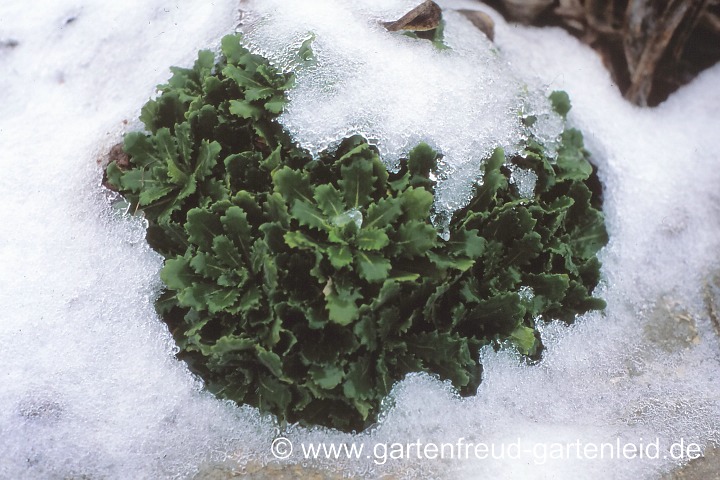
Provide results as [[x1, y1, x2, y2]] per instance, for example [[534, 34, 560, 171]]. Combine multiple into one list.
[[383, 0, 442, 32]]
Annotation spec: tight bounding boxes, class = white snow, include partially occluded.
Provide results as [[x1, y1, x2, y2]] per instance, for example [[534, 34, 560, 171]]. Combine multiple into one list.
[[1, 0, 719, 479], [241, 0, 564, 231]]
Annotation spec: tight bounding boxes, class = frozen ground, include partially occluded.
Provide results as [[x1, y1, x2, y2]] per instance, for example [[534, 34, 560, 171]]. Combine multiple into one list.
[[1, 0, 719, 479]]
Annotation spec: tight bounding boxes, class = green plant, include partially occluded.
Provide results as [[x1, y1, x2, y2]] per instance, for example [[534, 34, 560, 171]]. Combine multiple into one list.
[[106, 34, 607, 431]]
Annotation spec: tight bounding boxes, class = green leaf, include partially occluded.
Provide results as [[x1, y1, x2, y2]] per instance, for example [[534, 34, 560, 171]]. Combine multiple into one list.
[[343, 356, 373, 401], [284, 231, 321, 250], [327, 245, 353, 268], [556, 129, 592, 181], [355, 228, 390, 251], [407, 142, 437, 177], [139, 183, 174, 205], [264, 96, 286, 114], [365, 197, 403, 228], [189, 251, 225, 279], [309, 365, 345, 390], [394, 221, 437, 257], [209, 335, 255, 355], [213, 235, 245, 270], [221, 206, 253, 257], [509, 325, 537, 355], [221, 33, 246, 64], [257, 374, 292, 413], [161, 256, 197, 290], [229, 100, 263, 121], [206, 287, 239, 313], [405, 331, 473, 386], [401, 187, 434, 221], [325, 283, 362, 325], [273, 167, 314, 204], [339, 159, 375, 209], [448, 228, 486, 259], [291, 201, 327, 230], [256, 346, 287, 380], [195, 140, 221, 180], [185, 208, 222, 250], [355, 251, 391, 282], [549, 90, 571, 118], [314, 184, 344, 217], [261, 145, 282, 172]]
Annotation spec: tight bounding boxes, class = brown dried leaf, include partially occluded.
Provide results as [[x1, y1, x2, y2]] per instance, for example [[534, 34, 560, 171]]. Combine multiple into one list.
[[383, 0, 442, 32]]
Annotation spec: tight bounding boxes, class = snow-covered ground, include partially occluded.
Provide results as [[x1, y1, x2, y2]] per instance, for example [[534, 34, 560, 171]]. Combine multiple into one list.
[[1, 0, 719, 479]]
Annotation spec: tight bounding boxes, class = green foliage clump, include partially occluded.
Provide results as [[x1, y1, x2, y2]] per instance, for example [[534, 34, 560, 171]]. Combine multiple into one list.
[[106, 34, 608, 432]]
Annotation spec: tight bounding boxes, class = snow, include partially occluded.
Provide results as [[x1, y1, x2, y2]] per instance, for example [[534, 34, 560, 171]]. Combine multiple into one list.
[[241, 0, 564, 232], [1, 0, 719, 479]]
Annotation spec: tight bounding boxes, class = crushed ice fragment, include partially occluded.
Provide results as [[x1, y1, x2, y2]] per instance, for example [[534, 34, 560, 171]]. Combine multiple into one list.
[[508, 164, 538, 199], [332, 208, 363, 229]]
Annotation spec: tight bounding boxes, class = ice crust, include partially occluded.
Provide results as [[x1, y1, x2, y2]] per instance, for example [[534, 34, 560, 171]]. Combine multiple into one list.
[[241, 0, 564, 228], [1, 0, 720, 479]]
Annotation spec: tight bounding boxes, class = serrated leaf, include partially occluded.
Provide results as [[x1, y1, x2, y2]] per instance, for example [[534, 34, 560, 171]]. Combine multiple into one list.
[[325, 284, 362, 325], [407, 142, 437, 177], [213, 234, 245, 270], [175, 122, 193, 165], [229, 100, 263, 121], [189, 251, 225, 279], [177, 283, 210, 311], [261, 145, 282, 172], [309, 365, 345, 389], [221, 206, 253, 258], [343, 356, 373, 401], [210, 335, 255, 355], [447, 228, 486, 259], [339, 159, 375, 209], [365, 197, 403, 228], [509, 325, 537, 355], [185, 208, 222, 250], [220, 33, 246, 65], [327, 245, 353, 268], [394, 221, 437, 257], [273, 167, 314, 204], [139, 183, 174, 205], [237, 285, 262, 313], [161, 256, 197, 290], [245, 86, 276, 102], [427, 251, 475, 271], [291, 201, 327, 230], [401, 187, 433, 221], [405, 331, 473, 386], [257, 374, 292, 413], [355, 228, 390, 251], [264, 96, 286, 114], [256, 346, 286, 380], [284, 231, 321, 250], [195, 140, 222, 179], [206, 287, 239, 313], [314, 184, 344, 217], [556, 129, 593, 181], [355, 251, 391, 282]]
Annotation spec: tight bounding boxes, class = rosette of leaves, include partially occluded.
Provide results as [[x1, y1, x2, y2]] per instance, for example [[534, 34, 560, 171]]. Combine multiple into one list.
[[105, 34, 608, 431]]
